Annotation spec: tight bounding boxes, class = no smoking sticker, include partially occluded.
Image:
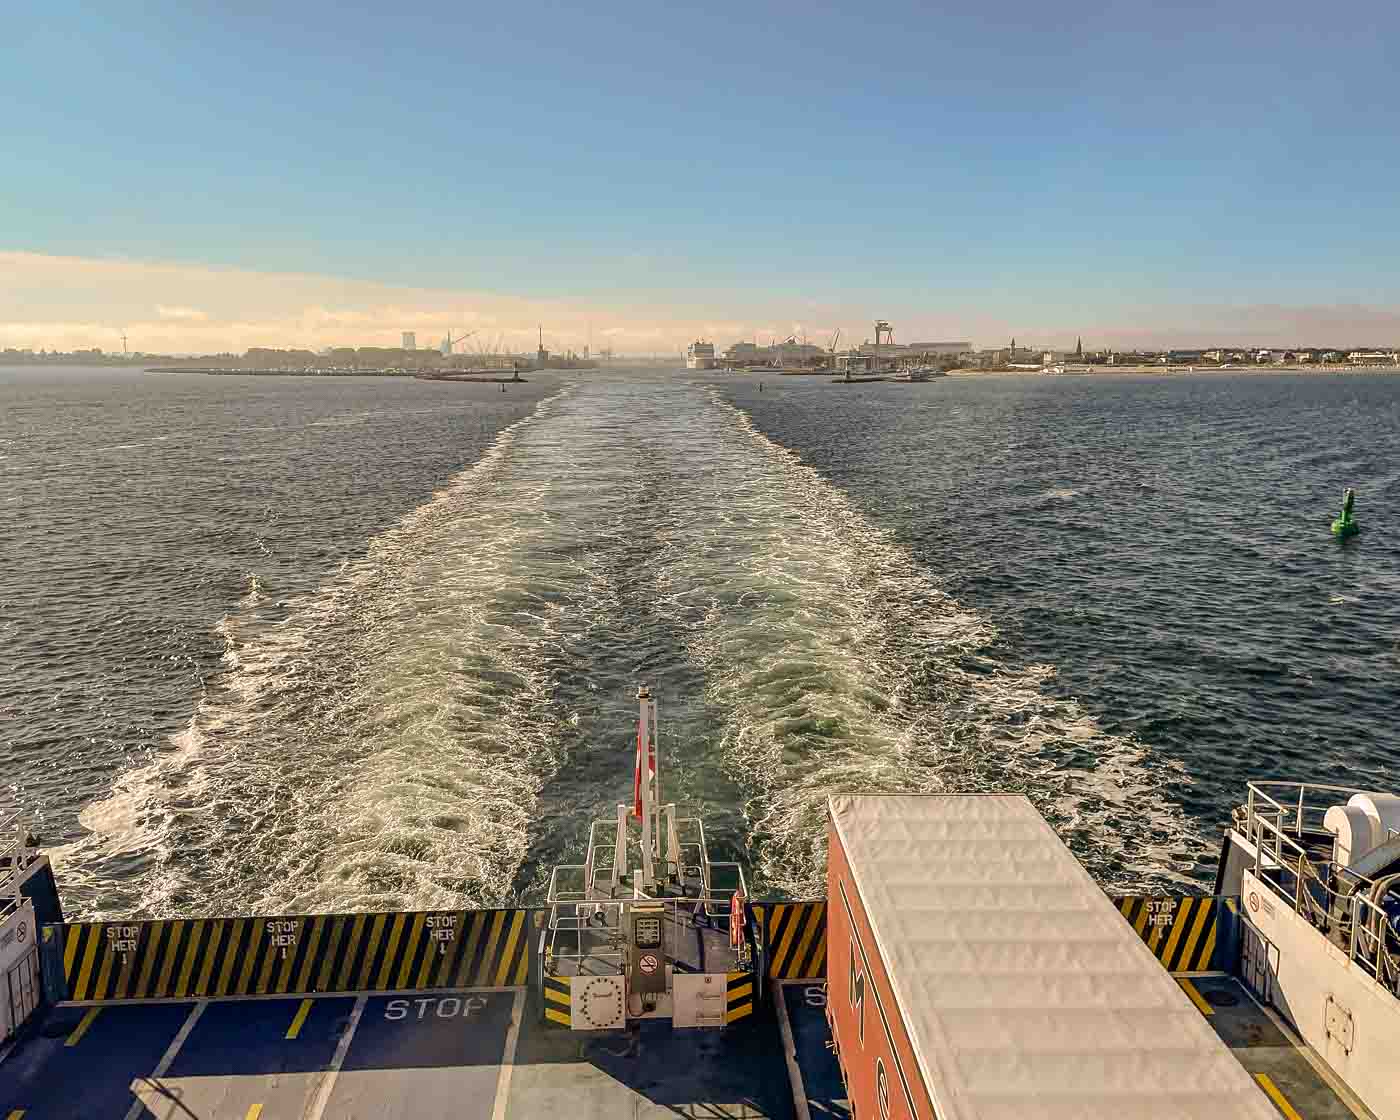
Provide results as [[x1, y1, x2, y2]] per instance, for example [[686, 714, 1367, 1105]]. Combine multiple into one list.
[[639, 953, 659, 975]]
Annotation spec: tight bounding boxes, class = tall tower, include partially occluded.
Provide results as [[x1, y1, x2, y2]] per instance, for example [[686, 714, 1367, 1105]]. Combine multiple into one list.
[[1076, 336, 1083, 358], [402, 331, 417, 351]]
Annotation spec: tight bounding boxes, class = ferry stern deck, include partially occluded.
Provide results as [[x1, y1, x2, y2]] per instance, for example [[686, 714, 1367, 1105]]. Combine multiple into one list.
[[2, 725, 1393, 1119], [0, 968, 1373, 1119]]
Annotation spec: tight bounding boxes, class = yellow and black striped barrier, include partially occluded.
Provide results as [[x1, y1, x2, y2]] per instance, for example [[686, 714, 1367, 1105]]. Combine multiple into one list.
[[754, 901, 826, 980], [542, 973, 571, 1027], [725, 970, 754, 1023], [57, 907, 532, 1002], [1114, 895, 1236, 973]]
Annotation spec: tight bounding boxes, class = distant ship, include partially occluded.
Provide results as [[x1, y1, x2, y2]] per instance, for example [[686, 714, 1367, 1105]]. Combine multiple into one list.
[[686, 340, 717, 370]]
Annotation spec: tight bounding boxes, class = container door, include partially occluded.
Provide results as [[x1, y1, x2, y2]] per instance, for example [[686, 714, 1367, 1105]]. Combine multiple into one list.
[[6, 947, 41, 1039], [1240, 922, 1278, 1006]]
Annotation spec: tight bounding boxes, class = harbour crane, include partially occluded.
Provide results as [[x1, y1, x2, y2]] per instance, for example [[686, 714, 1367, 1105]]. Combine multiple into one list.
[[828, 328, 841, 354], [441, 329, 477, 355]]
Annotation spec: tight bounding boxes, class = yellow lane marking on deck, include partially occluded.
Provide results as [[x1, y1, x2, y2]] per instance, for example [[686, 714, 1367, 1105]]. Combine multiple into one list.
[[9, 1108, 28, 1118], [1255, 1073, 1304, 1120], [244, 1105, 264, 1120], [65, 1007, 102, 1047], [286, 998, 314, 1040], [1177, 978, 1214, 1016]]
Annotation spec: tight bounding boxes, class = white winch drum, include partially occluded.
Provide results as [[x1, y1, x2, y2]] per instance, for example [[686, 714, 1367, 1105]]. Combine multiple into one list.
[[1349, 793, 1400, 848], [1325, 803, 1378, 870]]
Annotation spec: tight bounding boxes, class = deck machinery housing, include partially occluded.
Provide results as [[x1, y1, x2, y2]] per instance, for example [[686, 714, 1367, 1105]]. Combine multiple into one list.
[[541, 686, 752, 1029]]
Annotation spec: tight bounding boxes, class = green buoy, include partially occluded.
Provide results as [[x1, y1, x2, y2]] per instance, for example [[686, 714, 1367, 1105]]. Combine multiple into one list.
[[1331, 488, 1360, 539]]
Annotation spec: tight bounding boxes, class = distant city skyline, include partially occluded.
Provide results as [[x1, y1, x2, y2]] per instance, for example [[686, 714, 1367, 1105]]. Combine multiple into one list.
[[3, 251, 1398, 357], [3, 3, 1397, 352]]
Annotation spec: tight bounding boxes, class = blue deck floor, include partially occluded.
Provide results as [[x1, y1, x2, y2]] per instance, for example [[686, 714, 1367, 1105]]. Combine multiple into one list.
[[0, 992, 521, 1120], [0, 987, 793, 1119], [1, 976, 1365, 1119], [776, 980, 850, 1120]]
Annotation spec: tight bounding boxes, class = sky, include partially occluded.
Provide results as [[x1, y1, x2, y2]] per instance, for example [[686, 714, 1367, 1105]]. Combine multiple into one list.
[[3, 0, 1399, 353]]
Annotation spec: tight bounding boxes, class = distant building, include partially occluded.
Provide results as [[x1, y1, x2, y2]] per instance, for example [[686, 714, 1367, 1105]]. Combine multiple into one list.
[[835, 354, 876, 373], [902, 341, 972, 357], [401, 332, 416, 351], [723, 341, 763, 363]]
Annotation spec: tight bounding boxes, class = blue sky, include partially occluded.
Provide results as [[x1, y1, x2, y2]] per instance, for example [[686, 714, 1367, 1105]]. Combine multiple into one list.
[[3, 0, 1399, 350]]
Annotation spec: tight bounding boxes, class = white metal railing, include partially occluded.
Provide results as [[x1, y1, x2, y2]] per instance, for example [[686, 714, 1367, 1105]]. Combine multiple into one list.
[[1, 811, 29, 922], [545, 838, 751, 978], [1241, 782, 1400, 997]]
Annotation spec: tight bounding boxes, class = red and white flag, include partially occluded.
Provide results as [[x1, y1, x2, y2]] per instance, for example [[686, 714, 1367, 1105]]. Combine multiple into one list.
[[632, 719, 655, 820]]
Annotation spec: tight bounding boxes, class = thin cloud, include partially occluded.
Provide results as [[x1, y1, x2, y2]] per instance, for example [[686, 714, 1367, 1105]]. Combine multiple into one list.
[[155, 305, 209, 321]]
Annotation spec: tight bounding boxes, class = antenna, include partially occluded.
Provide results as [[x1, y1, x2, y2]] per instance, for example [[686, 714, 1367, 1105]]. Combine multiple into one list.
[[121, 331, 128, 356]]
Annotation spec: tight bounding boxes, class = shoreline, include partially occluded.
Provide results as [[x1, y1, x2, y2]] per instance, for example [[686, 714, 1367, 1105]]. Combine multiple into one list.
[[943, 364, 1400, 377]]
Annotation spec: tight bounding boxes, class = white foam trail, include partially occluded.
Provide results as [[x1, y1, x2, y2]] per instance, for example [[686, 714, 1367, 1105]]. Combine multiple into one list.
[[64, 376, 1209, 917], [645, 390, 1209, 896], [68, 387, 607, 917]]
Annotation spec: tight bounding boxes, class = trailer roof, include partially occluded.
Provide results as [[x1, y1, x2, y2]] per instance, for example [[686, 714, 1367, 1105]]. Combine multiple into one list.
[[828, 794, 1277, 1120]]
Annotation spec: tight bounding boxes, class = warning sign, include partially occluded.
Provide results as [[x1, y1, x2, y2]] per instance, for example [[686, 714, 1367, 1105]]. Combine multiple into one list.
[[638, 953, 659, 975]]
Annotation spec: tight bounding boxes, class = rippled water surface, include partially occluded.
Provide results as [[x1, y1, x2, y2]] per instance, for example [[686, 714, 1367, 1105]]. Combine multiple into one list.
[[4, 366, 1398, 918]]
